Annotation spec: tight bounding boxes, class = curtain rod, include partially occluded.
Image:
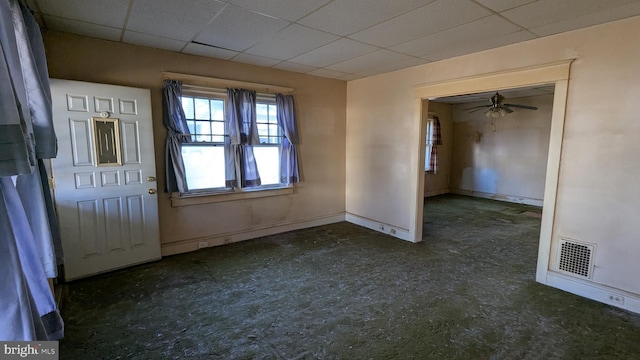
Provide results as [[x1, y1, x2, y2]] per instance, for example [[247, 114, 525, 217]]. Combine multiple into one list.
[[162, 72, 294, 94]]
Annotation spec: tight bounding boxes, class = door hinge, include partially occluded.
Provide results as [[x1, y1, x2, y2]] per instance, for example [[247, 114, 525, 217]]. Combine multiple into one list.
[[48, 178, 55, 189]]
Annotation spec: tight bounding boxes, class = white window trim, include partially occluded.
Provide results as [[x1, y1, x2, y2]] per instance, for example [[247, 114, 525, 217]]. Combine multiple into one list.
[[163, 72, 296, 205], [170, 185, 294, 207]]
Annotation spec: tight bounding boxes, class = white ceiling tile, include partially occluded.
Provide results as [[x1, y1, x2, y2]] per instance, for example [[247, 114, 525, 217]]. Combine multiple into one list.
[[529, 1, 640, 36], [272, 61, 317, 73], [423, 30, 535, 61], [194, 5, 289, 52], [127, 0, 225, 42], [230, 53, 282, 67], [474, 0, 537, 12], [228, 0, 331, 21], [298, 0, 434, 36], [338, 73, 365, 81], [37, 0, 129, 28], [245, 24, 339, 60], [350, 0, 491, 47], [44, 15, 122, 41], [307, 68, 349, 79], [326, 49, 415, 74], [123, 31, 188, 52], [355, 57, 428, 76], [392, 15, 522, 57], [288, 39, 379, 68], [182, 42, 238, 60], [501, 0, 638, 29]]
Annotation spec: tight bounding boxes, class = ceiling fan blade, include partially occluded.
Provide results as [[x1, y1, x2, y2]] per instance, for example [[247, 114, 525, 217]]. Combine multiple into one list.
[[502, 106, 514, 113], [503, 103, 538, 110]]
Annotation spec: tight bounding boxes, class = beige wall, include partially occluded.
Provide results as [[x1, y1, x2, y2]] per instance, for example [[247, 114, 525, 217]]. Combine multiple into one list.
[[424, 102, 452, 196], [44, 31, 346, 254], [346, 16, 640, 299], [449, 94, 553, 205]]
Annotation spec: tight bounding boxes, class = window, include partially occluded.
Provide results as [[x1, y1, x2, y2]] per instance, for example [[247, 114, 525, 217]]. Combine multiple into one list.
[[179, 93, 282, 192], [425, 117, 434, 170], [254, 99, 280, 186]]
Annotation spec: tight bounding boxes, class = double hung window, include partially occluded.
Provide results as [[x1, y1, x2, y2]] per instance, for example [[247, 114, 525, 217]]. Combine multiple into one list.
[[179, 91, 282, 192]]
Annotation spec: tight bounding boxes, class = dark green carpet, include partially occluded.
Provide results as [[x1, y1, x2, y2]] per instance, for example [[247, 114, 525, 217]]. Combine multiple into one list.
[[59, 194, 640, 359]]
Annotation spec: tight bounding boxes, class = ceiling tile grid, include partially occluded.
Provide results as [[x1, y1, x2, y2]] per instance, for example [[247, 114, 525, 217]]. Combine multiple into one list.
[[31, 0, 640, 80]]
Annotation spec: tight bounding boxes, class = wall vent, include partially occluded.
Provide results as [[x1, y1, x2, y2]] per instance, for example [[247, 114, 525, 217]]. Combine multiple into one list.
[[557, 238, 594, 279]]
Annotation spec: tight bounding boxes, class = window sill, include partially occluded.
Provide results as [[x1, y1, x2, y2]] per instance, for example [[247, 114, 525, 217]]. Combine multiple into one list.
[[170, 186, 294, 207]]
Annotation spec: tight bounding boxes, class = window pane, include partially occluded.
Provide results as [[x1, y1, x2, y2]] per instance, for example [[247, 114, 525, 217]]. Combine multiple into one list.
[[182, 145, 225, 190], [256, 103, 268, 122], [187, 121, 196, 135], [182, 97, 194, 119], [257, 124, 268, 137], [210, 99, 224, 120], [268, 104, 277, 122], [194, 98, 210, 120], [269, 124, 279, 137], [194, 121, 211, 137], [211, 121, 224, 137], [254, 146, 280, 185]]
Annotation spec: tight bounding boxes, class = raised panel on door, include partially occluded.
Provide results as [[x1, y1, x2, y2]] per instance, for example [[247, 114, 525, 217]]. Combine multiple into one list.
[[103, 197, 125, 252], [76, 200, 100, 257], [50, 79, 160, 281], [120, 120, 141, 165], [69, 119, 94, 166], [126, 195, 145, 247]]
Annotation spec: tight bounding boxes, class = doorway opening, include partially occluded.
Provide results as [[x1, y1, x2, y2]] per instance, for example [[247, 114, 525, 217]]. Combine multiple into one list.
[[421, 85, 555, 265], [410, 60, 573, 284]]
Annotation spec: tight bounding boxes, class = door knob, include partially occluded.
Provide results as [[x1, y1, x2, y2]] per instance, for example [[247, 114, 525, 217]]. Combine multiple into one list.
[[148, 188, 157, 194], [147, 176, 156, 182]]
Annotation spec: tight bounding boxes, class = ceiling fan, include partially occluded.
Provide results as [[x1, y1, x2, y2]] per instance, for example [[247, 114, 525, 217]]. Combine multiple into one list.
[[466, 92, 538, 118]]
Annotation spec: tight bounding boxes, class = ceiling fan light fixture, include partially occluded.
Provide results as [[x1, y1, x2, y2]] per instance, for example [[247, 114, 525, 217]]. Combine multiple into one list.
[[484, 108, 506, 118]]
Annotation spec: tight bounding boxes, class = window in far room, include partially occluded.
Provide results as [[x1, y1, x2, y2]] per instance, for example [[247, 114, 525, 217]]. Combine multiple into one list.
[[424, 117, 434, 170]]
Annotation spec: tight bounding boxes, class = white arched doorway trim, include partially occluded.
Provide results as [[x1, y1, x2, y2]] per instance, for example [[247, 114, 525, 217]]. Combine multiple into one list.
[[411, 59, 574, 283]]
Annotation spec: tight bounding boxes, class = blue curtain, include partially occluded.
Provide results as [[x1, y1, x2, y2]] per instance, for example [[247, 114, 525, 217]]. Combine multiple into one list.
[[226, 88, 261, 188], [0, 0, 63, 341], [162, 80, 191, 193], [276, 94, 300, 184]]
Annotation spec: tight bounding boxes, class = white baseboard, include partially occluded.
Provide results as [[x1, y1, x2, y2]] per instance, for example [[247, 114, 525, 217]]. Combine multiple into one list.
[[345, 213, 413, 242], [542, 271, 640, 314], [161, 213, 346, 256], [450, 188, 543, 207], [423, 188, 449, 197]]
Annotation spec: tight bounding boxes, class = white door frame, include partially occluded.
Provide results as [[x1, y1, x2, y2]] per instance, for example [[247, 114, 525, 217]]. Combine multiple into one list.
[[411, 60, 574, 283]]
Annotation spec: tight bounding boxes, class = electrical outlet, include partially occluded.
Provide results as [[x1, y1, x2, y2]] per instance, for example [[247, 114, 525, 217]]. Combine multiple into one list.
[[198, 241, 208, 249], [607, 293, 625, 305]]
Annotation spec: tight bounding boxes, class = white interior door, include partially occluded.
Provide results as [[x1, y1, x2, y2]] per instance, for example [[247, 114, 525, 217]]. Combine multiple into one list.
[[50, 79, 160, 281]]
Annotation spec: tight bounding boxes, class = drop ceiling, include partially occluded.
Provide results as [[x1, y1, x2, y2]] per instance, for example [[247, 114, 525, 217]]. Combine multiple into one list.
[[28, 0, 640, 81]]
